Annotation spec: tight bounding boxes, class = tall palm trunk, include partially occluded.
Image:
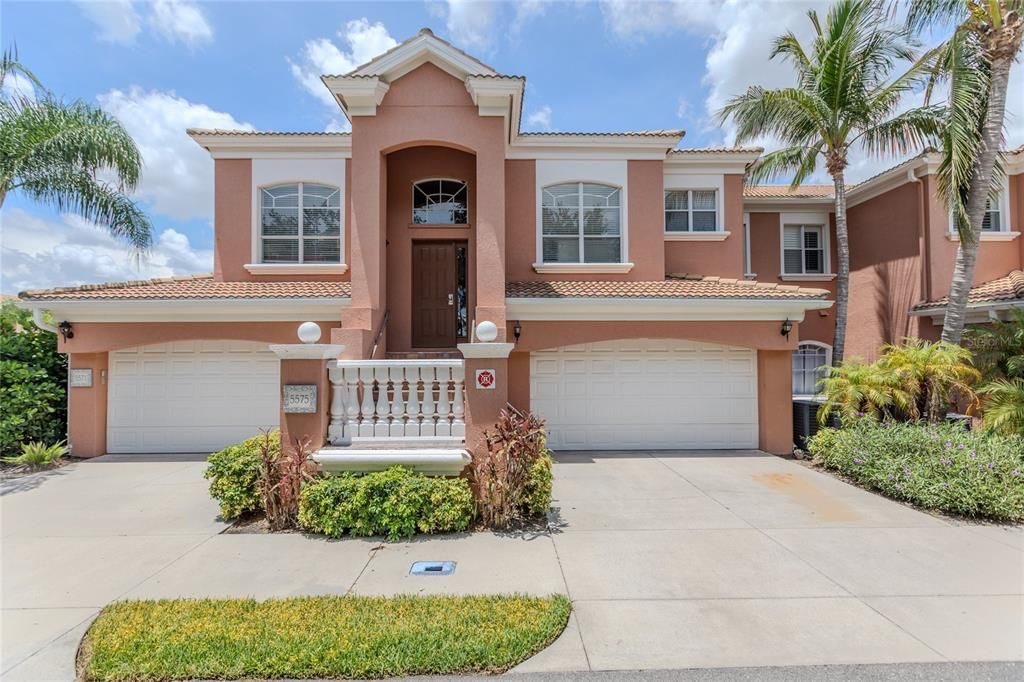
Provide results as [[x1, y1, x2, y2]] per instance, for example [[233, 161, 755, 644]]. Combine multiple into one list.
[[831, 169, 851, 365], [942, 55, 1014, 344]]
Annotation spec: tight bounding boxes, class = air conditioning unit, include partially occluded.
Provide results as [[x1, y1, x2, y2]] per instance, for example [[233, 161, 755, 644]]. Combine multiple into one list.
[[793, 399, 821, 450]]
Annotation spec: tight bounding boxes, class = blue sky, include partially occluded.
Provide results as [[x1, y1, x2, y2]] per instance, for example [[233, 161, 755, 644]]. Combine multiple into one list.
[[2, 1, 1021, 294]]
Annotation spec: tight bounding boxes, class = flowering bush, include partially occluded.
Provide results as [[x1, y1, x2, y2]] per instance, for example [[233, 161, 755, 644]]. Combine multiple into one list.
[[808, 419, 1024, 521]]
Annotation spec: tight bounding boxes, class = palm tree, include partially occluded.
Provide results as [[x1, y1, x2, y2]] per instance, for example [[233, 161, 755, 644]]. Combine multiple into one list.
[[719, 0, 943, 365], [0, 48, 151, 249], [876, 339, 980, 420], [818, 359, 910, 424], [906, 1, 1024, 344], [979, 378, 1024, 434]]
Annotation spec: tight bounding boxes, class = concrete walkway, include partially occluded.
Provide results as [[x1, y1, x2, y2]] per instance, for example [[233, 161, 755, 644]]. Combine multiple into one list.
[[1, 450, 1021, 680]]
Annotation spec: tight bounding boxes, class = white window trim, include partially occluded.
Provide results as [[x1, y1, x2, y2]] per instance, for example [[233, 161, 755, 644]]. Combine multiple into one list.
[[663, 173, 726, 239], [257, 181, 343, 266], [535, 160, 629, 266], [249, 158, 346, 267], [244, 263, 349, 275], [793, 340, 832, 399], [945, 176, 1014, 237], [663, 188, 723, 235], [779, 212, 831, 277], [411, 177, 470, 225], [537, 180, 626, 266]]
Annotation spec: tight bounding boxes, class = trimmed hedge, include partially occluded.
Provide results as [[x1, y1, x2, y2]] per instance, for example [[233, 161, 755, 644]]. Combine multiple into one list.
[[299, 467, 475, 540], [808, 419, 1024, 521], [204, 432, 280, 520]]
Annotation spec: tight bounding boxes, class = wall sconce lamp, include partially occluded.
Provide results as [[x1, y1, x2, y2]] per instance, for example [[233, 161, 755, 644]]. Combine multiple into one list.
[[58, 321, 74, 342], [780, 318, 792, 339], [513, 320, 522, 342]]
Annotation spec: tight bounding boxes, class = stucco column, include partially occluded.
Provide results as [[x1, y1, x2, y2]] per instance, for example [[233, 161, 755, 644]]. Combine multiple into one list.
[[270, 324, 345, 454], [458, 340, 515, 462], [757, 349, 794, 455], [67, 352, 108, 458], [473, 145, 507, 338], [346, 132, 385, 357]]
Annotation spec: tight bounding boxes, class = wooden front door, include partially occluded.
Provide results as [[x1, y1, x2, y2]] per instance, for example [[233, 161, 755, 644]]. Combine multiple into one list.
[[411, 241, 466, 348]]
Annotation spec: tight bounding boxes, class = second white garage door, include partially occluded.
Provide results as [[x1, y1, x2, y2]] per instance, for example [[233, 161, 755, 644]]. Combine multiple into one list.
[[531, 339, 758, 450], [107, 340, 280, 454]]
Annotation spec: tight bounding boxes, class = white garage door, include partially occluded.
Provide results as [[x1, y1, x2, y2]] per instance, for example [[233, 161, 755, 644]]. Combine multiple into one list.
[[107, 341, 280, 454], [531, 339, 758, 450]]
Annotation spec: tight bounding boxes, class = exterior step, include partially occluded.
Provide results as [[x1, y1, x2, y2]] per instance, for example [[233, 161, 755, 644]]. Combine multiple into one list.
[[385, 351, 462, 360], [314, 447, 471, 476]]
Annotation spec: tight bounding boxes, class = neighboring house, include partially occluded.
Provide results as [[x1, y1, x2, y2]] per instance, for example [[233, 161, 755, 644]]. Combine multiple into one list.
[[16, 29, 1024, 460]]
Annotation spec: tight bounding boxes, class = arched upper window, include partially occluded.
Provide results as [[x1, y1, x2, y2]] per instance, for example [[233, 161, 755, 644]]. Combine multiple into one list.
[[792, 341, 832, 396], [260, 183, 341, 263], [412, 179, 468, 224], [541, 182, 621, 263]]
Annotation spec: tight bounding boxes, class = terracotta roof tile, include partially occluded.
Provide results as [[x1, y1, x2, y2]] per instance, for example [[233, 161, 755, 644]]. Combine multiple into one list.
[[187, 128, 350, 137], [519, 130, 684, 138], [744, 184, 837, 198], [18, 274, 352, 301], [669, 146, 763, 154], [507, 276, 829, 300], [912, 270, 1024, 311]]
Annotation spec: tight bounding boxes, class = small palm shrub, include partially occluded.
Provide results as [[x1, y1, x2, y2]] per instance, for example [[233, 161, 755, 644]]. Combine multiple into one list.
[[260, 434, 318, 531], [205, 431, 279, 520], [980, 378, 1024, 436], [298, 467, 475, 541], [819, 340, 980, 424], [808, 419, 1024, 521], [472, 407, 554, 529], [2, 440, 67, 467], [967, 311, 1024, 435]]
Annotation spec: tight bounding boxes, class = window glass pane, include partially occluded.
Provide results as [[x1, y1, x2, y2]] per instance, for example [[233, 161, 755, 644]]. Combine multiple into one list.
[[692, 211, 717, 231], [784, 249, 803, 274], [793, 346, 828, 394], [581, 184, 620, 207], [262, 239, 298, 263], [692, 190, 716, 210], [302, 184, 340, 208], [803, 228, 820, 249], [261, 207, 298, 236], [542, 207, 580, 235], [804, 249, 824, 274], [412, 179, 468, 224], [982, 210, 1000, 231], [665, 191, 688, 210], [665, 211, 689, 232], [783, 225, 801, 248], [302, 239, 341, 263], [584, 237, 620, 263], [302, 208, 340, 236], [583, 207, 620, 235], [262, 185, 299, 207], [542, 184, 580, 208], [542, 236, 579, 263]]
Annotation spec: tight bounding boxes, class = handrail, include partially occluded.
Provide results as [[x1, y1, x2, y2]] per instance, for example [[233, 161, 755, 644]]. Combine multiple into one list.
[[329, 359, 463, 369], [369, 309, 390, 359]]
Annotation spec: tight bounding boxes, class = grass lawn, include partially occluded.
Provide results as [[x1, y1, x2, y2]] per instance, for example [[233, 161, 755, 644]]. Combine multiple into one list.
[[78, 594, 571, 681]]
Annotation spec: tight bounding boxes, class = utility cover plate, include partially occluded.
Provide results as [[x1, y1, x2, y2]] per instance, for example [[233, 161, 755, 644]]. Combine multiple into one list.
[[410, 561, 456, 576]]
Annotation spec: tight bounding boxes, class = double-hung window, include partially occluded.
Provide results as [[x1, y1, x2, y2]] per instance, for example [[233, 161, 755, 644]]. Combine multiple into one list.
[[665, 190, 718, 232], [793, 342, 830, 396], [260, 183, 341, 263], [982, 197, 1002, 231], [783, 224, 826, 275], [541, 182, 622, 263]]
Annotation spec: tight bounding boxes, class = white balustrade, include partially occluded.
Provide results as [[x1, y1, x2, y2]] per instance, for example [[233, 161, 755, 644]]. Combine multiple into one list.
[[326, 360, 466, 445]]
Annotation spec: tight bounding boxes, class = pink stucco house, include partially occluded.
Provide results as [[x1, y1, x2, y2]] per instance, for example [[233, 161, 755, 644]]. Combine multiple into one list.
[[16, 29, 1024, 465]]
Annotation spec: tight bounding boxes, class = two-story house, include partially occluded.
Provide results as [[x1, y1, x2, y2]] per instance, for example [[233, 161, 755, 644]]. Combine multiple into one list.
[[17, 29, 1023, 461]]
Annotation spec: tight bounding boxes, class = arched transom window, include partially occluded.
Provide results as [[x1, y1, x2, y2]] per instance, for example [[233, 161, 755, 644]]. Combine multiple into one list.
[[260, 183, 341, 263], [542, 182, 621, 263], [792, 342, 831, 396], [413, 179, 468, 224]]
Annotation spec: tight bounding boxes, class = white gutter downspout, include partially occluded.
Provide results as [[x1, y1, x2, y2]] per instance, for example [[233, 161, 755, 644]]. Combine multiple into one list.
[[32, 307, 58, 333], [907, 166, 930, 317]]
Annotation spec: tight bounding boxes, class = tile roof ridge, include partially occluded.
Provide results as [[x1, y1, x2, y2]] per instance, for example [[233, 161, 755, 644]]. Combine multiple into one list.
[[20, 273, 215, 298]]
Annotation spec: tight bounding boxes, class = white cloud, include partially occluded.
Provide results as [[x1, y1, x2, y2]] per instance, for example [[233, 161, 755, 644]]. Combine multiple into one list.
[[1, 208, 213, 294], [512, 0, 547, 33], [75, 0, 143, 45], [526, 105, 553, 131], [1, 72, 37, 102], [440, 0, 499, 50], [289, 19, 398, 107], [97, 87, 254, 221], [675, 96, 690, 120], [149, 0, 213, 46]]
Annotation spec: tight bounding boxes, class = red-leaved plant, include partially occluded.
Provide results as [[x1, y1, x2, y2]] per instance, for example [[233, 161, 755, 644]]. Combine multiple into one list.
[[259, 431, 318, 531]]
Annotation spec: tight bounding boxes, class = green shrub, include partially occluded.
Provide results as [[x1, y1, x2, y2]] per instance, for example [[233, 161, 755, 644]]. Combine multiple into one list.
[[298, 467, 475, 541], [808, 419, 1024, 521], [2, 440, 68, 467], [523, 453, 554, 517], [1, 302, 67, 454], [205, 431, 279, 520]]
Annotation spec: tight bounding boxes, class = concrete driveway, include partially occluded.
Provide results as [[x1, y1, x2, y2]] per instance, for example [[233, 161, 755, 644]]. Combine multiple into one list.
[[1, 450, 1022, 680]]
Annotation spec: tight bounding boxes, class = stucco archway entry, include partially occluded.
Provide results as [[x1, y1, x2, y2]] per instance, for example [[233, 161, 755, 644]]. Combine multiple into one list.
[[530, 338, 758, 450]]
